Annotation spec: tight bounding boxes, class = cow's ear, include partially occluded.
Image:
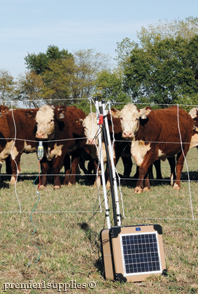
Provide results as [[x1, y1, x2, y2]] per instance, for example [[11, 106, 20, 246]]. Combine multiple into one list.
[[140, 106, 151, 119], [110, 108, 121, 118], [0, 107, 9, 115], [189, 108, 198, 119], [25, 110, 36, 118], [78, 118, 83, 124], [55, 106, 66, 120]]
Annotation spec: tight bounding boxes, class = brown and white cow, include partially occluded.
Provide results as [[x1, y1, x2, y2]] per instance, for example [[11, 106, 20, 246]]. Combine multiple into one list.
[[80, 112, 107, 187], [35, 105, 86, 189], [0, 108, 38, 184], [81, 111, 132, 187], [107, 110, 176, 186], [119, 104, 194, 193]]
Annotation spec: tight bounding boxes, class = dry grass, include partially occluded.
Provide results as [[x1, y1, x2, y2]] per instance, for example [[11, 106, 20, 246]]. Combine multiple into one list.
[[0, 148, 198, 293]]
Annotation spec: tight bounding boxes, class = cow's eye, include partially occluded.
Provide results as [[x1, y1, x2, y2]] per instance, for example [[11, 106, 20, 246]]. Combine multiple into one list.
[[135, 117, 139, 121], [120, 117, 123, 120]]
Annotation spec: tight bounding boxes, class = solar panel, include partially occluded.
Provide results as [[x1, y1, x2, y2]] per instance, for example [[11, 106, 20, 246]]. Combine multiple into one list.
[[101, 225, 166, 282], [121, 232, 161, 276]]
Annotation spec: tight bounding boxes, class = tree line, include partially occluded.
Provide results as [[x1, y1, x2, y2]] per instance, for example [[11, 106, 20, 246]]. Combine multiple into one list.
[[1, 17, 198, 113]]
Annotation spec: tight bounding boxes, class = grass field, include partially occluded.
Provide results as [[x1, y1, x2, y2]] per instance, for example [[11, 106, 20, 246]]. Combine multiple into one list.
[[0, 148, 198, 293]]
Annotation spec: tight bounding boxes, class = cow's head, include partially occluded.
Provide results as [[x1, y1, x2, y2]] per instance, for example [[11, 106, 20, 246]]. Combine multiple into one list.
[[81, 113, 99, 145], [35, 105, 66, 140], [119, 104, 151, 139], [189, 108, 198, 133]]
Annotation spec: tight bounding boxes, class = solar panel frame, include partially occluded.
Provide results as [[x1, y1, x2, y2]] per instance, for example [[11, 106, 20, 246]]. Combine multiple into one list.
[[120, 231, 162, 277]]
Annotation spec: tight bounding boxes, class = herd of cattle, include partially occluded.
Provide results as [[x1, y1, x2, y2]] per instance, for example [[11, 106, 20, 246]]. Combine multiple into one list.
[[0, 103, 198, 193]]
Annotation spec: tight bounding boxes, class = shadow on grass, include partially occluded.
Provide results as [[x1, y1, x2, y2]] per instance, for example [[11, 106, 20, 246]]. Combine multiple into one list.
[[78, 222, 104, 276], [180, 171, 198, 181], [0, 180, 10, 189], [2, 169, 198, 189]]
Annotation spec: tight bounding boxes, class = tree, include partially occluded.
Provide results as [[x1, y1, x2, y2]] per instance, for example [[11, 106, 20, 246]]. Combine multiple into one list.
[[72, 49, 111, 99], [94, 69, 130, 107], [137, 17, 198, 48], [41, 58, 75, 104], [24, 47, 112, 109], [124, 36, 198, 105], [115, 37, 138, 70], [0, 69, 15, 103], [41, 49, 111, 107], [120, 17, 198, 105], [15, 71, 44, 108], [24, 45, 73, 75]]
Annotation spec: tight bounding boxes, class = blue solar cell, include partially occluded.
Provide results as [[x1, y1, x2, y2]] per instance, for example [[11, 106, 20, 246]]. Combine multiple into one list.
[[121, 233, 161, 274]]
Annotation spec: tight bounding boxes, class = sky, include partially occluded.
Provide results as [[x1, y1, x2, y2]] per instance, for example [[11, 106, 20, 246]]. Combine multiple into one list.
[[0, 0, 198, 79]]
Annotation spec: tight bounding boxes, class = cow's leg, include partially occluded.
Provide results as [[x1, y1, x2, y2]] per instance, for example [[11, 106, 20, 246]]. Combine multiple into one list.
[[79, 157, 89, 175], [51, 155, 65, 189], [148, 163, 154, 185], [105, 156, 116, 189], [167, 156, 176, 186], [40, 158, 50, 189], [6, 155, 12, 176], [154, 159, 162, 180], [10, 154, 21, 184], [143, 166, 151, 192], [87, 158, 95, 174], [63, 154, 70, 185], [94, 161, 101, 187], [149, 160, 162, 186], [173, 148, 189, 190], [133, 165, 139, 179], [122, 153, 133, 179], [0, 161, 2, 182], [69, 151, 81, 185], [135, 152, 157, 193]]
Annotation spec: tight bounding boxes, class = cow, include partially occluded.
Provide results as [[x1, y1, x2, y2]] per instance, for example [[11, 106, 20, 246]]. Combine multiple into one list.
[[107, 110, 177, 186], [0, 108, 39, 184], [119, 104, 194, 193], [80, 112, 107, 187], [35, 105, 86, 189], [81, 111, 133, 187]]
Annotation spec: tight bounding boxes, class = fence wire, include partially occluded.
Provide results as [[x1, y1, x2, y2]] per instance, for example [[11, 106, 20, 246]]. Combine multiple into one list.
[[0, 98, 198, 222]]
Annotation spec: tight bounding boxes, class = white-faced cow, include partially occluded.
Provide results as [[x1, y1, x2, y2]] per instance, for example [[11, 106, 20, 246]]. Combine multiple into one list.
[[81, 111, 132, 187], [0, 108, 38, 184], [81, 112, 108, 187], [119, 104, 194, 193], [35, 105, 86, 189]]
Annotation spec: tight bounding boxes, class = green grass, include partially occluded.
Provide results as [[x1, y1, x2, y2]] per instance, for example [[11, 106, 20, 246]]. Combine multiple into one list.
[[0, 148, 198, 293]]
